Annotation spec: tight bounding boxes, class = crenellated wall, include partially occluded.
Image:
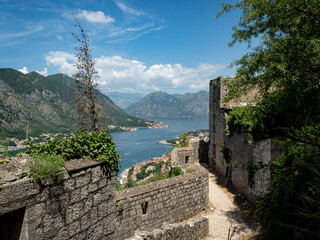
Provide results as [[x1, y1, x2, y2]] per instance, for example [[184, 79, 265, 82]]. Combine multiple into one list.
[[115, 165, 209, 240]]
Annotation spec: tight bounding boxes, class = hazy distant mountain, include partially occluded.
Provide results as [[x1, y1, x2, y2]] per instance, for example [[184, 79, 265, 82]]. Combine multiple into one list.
[[0, 68, 149, 139], [125, 91, 209, 118], [106, 92, 145, 109]]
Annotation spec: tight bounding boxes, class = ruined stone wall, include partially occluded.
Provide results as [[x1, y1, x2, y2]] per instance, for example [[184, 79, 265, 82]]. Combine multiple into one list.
[[115, 166, 209, 240], [0, 160, 116, 240], [171, 140, 209, 167], [128, 217, 209, 240], [170, 146, 194, 166], [209, 77, 279, 201]]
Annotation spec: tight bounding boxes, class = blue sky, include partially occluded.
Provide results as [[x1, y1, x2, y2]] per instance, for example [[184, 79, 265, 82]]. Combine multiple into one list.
[[0, 0, 245, 94]]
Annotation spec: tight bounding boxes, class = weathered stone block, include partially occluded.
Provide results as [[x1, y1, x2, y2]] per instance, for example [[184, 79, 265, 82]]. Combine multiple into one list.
[[25, 202, 45, 221], [54, 213, 64, 228], [72, 202, 84, 221], [93, 191, 102, 205], [0, 179, 40, 205], [80, 186, 88, 200], [80, 213, 90, 231], [87, 222, 103, 240], [64, 178, 75, 192], [69, 219, 81, 237], [88, 183, 98, 192], [53, 227, 68, 240], [90, 206, 98, 224], [91, 167, 102, 183], [75, 174, 90, 189]]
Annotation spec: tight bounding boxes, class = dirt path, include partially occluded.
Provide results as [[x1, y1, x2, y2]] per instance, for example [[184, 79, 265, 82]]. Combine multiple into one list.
[[202, 169, 256, 240]]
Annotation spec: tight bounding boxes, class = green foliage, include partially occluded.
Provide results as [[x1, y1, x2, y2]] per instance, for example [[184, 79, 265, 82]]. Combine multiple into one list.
[[138, 172, 168, 185], [218, 1, 320, 106], [116, 201, 123, 212], [219, 1, 320, 239], [27, 155, 65, 185], [24, 129, 121, 172], [171, 167, 182, 177], [255, 140, 320, 239], [118, 161, 184, 190], [0, 68, 152, 140], [174, 133, 189, 148], [1, 140, 16, 147]]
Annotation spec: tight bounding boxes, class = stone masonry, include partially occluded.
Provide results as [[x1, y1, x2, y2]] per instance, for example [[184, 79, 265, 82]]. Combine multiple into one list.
[[129, 216, 209, 240], [115, 165, 209, 240], [0, 157, 116, 240], [209, 77, 281, 201], [171, 139, 209, 167]]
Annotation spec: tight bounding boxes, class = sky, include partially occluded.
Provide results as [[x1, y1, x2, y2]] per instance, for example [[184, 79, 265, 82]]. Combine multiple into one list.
[[0, 0, 246, 94]]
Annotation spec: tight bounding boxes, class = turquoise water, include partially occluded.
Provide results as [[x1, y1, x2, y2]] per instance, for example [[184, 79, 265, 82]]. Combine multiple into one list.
[[11, 118, 208, 175], [111, 118, 208, 174]]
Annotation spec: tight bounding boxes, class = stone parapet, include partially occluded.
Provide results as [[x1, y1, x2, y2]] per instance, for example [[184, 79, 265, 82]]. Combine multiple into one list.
[[115, 165, 209, 240], [0, 158, 116, 240], [129, 217, 209, 240]]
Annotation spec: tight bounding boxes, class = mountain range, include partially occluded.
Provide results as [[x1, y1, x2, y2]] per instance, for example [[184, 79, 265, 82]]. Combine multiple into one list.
[[106, 92, 145, 109], [125, 91, 209, 118], [0, 68, 149, 139]]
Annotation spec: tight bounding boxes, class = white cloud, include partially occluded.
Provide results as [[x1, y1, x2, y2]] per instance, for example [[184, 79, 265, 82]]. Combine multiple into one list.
[[18, 66, 28, 74], [75, 10, 114, 24], [0, 26, 44, 40], [108, 24, 154, 38], [45, 51, 75, 76], [44, 51, 225, 93], [36, 67, 48, 77], [57, 35, 63, 40], [115, 2, 146, 16]]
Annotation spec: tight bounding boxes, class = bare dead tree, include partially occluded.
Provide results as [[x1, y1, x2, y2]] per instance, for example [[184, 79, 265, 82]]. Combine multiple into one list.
[[72, 20, 99, 131]]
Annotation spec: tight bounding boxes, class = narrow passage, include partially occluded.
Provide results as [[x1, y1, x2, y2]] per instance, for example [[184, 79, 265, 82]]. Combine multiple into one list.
[[202, 168, 256, 240]]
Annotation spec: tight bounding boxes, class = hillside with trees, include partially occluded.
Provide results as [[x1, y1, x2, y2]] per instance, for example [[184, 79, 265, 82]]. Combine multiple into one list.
[[0, 68, 150, 139]]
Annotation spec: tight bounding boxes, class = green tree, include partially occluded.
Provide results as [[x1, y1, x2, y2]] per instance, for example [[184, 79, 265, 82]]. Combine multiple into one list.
[[218, 1, 320, 239]]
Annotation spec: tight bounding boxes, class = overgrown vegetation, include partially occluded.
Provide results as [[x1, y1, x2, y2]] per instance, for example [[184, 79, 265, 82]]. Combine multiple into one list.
[[24, 129, 121, 172], [27, 155, 65, 185], [171, 166, 182, 176], [116, 165, 183, 190], [173, 133, 189, 147], [218, 1, 320, 239]]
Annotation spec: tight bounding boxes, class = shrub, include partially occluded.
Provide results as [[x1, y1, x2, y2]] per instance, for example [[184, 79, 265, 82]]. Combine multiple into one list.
[[24, 129, 121, 172], [27, 155, 65, 185], [171, 166, 182, 177]]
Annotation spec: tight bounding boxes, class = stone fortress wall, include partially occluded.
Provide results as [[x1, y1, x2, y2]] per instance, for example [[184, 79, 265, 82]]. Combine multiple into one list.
[[115, 165, 208, 239], [128, 217, 208, 240], [209, 77, 281, 201], [170, 139, 209, 167], [0, 158, 116, 240], [0, 138, 210, 240]]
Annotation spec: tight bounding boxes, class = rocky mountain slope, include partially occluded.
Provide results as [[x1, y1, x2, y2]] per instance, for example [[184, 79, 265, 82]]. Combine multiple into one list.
[[0, 68, 148, 139], [106, 92, 145, 109], [125, 91, 209, 118]]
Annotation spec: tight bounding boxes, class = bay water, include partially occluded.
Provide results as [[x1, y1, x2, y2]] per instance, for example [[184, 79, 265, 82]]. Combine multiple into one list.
[[11, 118, 208, 175], [111, 118, 208, 174]]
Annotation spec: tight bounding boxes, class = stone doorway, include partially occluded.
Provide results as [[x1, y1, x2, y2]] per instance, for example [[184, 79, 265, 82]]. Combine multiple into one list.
[[0, 207, 25, 240]]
